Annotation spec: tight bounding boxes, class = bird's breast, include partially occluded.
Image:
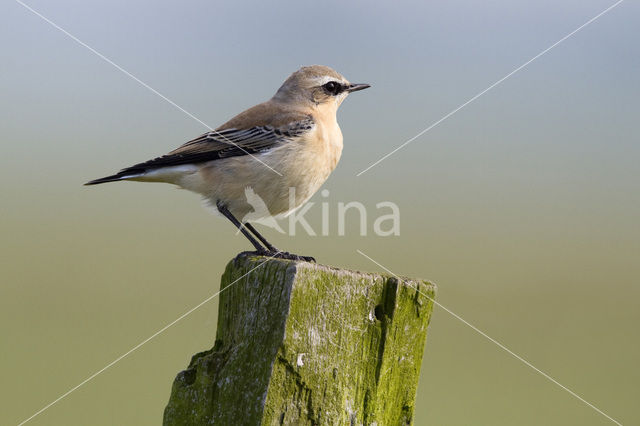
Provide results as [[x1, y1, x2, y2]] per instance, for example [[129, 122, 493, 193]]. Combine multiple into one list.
[[232, 118, 340, 217], [310, 118, 343, 173]]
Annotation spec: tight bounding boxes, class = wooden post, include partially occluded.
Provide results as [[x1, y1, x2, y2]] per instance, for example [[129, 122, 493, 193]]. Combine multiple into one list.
[[163, 254, 436, 425]]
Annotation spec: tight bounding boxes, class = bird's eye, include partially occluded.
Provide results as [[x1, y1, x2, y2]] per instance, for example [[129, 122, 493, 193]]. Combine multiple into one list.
[[323, 81, 342, 95]]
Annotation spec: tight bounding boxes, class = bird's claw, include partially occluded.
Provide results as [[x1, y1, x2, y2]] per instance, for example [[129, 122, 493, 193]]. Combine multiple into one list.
[[241, 249, 315, 263], [270, 251, 316, 263]]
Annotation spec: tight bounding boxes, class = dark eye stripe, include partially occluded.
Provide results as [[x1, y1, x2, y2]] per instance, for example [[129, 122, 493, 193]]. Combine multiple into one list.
[[322, 81, 343, 95]]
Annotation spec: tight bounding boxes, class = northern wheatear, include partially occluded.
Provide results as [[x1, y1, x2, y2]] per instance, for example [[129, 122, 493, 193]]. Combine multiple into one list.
[[86, 65, 369, 261]]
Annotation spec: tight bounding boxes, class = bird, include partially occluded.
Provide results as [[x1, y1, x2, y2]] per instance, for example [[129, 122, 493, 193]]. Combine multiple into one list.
[[86, 65, 370, 262]]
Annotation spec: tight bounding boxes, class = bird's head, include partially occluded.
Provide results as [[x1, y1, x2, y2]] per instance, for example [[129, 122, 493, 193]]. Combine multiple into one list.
[[273, 65, 369, 111]]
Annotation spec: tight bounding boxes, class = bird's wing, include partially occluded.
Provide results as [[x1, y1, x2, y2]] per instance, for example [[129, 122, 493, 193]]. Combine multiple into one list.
[[118, 116, 314, 175]]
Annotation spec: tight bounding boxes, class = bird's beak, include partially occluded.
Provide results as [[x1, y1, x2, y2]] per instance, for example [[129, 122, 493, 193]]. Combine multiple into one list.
[[346, 83, 370, 93]]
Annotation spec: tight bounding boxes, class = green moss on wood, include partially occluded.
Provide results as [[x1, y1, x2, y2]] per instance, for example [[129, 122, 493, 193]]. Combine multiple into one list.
[[163, 254, 436, 425]]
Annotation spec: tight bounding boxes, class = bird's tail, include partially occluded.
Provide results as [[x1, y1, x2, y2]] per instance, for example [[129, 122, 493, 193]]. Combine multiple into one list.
[[84, 171, 144, 185]]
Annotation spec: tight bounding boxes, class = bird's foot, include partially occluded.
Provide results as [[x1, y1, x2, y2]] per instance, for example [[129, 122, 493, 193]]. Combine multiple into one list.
[[270, 251, 316, 263], [239, 249, 315, 263]]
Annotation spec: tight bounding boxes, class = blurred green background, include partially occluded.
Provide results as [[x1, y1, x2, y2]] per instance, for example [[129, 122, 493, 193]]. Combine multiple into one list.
[[2, 0, 638, 425]]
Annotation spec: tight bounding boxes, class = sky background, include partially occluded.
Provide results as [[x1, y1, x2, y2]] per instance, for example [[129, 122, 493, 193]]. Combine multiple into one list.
[[1, 0, 639, 425]]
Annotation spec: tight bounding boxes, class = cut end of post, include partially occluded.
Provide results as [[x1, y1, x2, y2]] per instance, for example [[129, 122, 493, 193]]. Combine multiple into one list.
[[164, 254, 436, 425]]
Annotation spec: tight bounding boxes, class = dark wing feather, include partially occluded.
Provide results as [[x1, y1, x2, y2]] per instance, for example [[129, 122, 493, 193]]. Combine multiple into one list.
[[86, 117, 313, 185]]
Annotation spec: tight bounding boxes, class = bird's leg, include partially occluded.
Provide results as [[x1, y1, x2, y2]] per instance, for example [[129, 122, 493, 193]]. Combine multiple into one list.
[[244, 222, 315, 263], [216, 202, 266, 253], [217, 202, 315, 263], [243, 222, 279, 252], [244, 222, 315, 262]]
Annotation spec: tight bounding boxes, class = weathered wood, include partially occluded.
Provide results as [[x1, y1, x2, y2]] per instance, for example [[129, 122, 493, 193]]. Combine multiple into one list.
[[163, 254, 436, 425]]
